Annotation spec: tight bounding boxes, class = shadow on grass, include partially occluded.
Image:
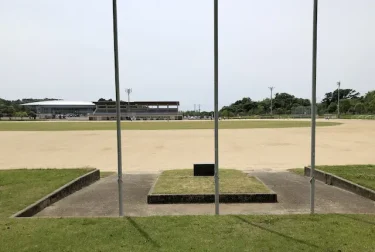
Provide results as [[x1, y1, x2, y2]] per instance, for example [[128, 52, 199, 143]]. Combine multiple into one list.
[[234, 216, 320, 249], [126, 217, 161, 248]]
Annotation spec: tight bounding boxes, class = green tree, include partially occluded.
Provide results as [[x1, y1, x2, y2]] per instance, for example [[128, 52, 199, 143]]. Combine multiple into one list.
[[322, 89, 360, 106], [221, 109, 229, 118], [354, 103, 365, 114], [363, 91, 375, 114], [339, 99, 351, 114], [367, 100, 375, 114], [5, 106, 15, 118], [28, 111, 37, 120], [15, 111, 28, 120], [327, 102, 337, 113], [256, 104, 265, 114]]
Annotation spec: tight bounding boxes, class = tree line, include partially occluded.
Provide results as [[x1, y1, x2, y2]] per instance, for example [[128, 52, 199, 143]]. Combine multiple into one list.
[[0, 98, 57, 119], [319, 89, 375, 115], [183, 88, 375, 117], [1, 88, 374, 119]]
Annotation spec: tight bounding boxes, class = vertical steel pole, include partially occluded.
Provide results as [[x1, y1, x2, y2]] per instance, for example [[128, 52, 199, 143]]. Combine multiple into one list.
[[337, 82, 340, 118], [112, 0, 124, 216], [270, 88, 273, 115], [269, 87, 274, 115], [214, 0, 220, 215], [310, 0, 318, 215]]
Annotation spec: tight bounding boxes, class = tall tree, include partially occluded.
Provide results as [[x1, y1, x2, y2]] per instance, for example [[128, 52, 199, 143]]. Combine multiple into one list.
[[322, 89, 360, 106]]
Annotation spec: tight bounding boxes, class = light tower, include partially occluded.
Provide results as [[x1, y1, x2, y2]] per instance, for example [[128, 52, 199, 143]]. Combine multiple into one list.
[[125, 88, 132, 116], [268, 87, 275, 115], [337, 81, 341, 118]]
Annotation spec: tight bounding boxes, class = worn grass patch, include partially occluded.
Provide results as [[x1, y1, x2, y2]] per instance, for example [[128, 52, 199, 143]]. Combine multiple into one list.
[[152, 169, 270, 194], [0, 120, 340, 131], [100, 171, 116, 178], [289, 165, 375, 191], [0, 168, 93, 218], [288, 168, 305, 176]]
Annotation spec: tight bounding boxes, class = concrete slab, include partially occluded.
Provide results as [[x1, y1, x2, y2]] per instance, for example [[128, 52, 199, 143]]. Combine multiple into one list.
[[36, 172, 375, 217]]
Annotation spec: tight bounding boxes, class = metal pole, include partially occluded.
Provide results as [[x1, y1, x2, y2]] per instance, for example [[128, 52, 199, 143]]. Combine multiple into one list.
[[310, 0, 318, 215], [337, 81, 340, 118], [269, 87, 274, 115], [214, 0, 219, 215], [112, 0, 124, 216], [125, 88, 132, 117]]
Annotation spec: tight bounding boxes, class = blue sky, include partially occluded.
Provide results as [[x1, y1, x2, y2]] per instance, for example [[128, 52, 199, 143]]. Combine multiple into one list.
[[1, 0, 374, 110]]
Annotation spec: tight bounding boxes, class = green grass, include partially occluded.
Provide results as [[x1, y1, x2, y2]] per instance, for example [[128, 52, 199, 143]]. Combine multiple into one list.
[[1, 169, 375, 251], [289, 165, 375, 191], [1, 215, 375, 252], [340, 114, 375, 120], [0, 169, 93, 218], [0, 120, 340, 131], [152, 169, 271, 194], [0, 215, 375, 252], [318, 165, 375, 191]]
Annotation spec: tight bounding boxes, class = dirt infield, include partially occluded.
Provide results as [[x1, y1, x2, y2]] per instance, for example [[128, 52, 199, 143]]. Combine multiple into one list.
[[1, 119, 374, 173]]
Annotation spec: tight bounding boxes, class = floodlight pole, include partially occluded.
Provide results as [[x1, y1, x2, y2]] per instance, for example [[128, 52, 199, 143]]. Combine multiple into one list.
[[310, 0, 319, 215], [337, 81, 340, 118], [125, 88, 132, 117], [214, 0, 220, 215], [112, 0, 124, 216], [269, 87, 275, 115]]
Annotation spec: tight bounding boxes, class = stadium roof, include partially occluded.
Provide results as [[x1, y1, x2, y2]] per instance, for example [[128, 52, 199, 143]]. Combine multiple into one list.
[[22, 100, 95, 106], [94, 101, 180, 106]]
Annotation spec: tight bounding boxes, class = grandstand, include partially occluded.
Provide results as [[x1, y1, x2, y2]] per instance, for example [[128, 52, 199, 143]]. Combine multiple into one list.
[[89, 101, 182, 120]]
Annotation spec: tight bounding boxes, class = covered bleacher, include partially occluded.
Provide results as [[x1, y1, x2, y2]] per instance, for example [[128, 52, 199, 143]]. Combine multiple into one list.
[[89, 101, 182, 120]]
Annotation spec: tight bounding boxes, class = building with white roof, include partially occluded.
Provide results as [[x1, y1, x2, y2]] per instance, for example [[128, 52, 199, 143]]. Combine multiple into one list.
[[22, 100, 96, 119], [22, 100, 182, 120]]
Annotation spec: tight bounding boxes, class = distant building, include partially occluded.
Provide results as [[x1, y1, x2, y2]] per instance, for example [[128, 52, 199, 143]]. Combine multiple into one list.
[[22, 100, 182, 120], [22, 100, 95, 119], [90, 101, 182, 120]]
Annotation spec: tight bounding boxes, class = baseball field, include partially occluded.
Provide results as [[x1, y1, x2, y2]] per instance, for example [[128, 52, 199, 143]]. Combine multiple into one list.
[[0, 119, 374, 173]]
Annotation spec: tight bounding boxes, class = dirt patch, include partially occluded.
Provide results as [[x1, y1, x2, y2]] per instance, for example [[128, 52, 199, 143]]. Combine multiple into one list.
[[0, 120, 374, 173]]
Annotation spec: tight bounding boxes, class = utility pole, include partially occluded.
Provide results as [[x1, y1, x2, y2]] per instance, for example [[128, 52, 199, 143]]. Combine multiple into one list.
[[125, 88, 132, 117], [337, 81, 340, 118], [194, 104, 196, 112], [268, 87, 275, 115], [198, 104, 201, 113]]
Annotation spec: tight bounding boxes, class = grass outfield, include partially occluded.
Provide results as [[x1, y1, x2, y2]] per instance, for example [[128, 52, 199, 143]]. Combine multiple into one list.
[[289, 165, 375, 191], [2, 215, 375, 252], [0, 120, 340, 131], [0, 169, 93, 218], [1, 169, 374, 251], [152, 169, 270, 194]]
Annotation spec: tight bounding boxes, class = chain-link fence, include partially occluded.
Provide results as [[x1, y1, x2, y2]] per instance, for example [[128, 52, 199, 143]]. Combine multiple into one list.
[[291, 106, 317, 118]]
